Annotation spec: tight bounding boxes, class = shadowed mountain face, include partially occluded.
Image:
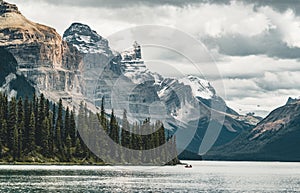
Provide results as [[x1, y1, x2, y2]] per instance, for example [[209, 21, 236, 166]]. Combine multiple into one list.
[[0, 47, 17, 85], [204, 99, 300, 161], [0, 47, 35, 98]]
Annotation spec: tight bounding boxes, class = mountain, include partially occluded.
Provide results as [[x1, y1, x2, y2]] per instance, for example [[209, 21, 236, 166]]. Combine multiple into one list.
[[62, 22, 261, 158], [204, 98, 300, 161], [0, 1, 261, 160]]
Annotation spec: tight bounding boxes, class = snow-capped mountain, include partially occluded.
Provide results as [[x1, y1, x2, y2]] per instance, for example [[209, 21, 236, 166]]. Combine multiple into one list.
[[179, 75, 216, 100]]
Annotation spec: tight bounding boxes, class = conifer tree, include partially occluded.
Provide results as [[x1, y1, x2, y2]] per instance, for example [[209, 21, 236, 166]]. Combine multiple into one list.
[[51, 104, 56, 153], [109, 109, 119, 144], [70, 110, 76, 146], [17, 98, 24, 159], [100, 97, 107, 131], [13, 125, 18, 161], [121, 109, 130, 148], [28, 112, 35, 152], [41, 118, 50, 156], [8, 97, 17, 153], [56, 99, 63, 151], [36, 94, 45, 146], [65, 134, 72, 161], [64, 107, 70, 142], [23, 96, 31, 151], [1, 120, 7, 149]]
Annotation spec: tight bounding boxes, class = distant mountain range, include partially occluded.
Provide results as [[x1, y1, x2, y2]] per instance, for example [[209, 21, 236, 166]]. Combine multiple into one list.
[[2, 1, 299, 161], [204, 98, 300, 161]]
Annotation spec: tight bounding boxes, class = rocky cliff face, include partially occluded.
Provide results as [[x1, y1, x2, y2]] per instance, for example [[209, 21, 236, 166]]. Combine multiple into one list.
[[0, 1, 84, 107], [0, 1, 80, 69]]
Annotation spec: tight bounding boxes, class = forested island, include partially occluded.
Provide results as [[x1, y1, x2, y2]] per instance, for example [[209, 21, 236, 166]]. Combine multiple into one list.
[[0, 92, 179, 165]]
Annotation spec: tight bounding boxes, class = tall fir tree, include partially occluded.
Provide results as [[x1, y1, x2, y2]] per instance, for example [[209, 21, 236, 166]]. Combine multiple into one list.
[[41, 118, 50, 156], [64, 107, 70, 142], [28, 112, 36, 152], [109, 109, 119, 144], [17, 97, 24, 159], [56, 99, 63, 152], [8, 97, 17, 154], [70, 110, 76, 146], [121, 109, 130, 148], [23, 96, 31, 151], [36, 94, 45, 146]]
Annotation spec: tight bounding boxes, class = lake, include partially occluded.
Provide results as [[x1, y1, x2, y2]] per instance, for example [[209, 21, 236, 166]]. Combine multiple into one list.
[[0, 161, 300, 192]]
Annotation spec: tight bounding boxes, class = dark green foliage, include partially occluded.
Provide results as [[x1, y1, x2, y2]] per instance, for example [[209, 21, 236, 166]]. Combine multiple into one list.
[[7, 97, 17, 153], [56, 99, 64, 150], [0, 93, 179, 165], [70, 110, 76, 146], [28, 112, 35, 152]]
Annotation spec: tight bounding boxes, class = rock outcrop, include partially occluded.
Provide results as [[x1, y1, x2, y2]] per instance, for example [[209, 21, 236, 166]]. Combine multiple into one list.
[[0, 1, 83, 106]]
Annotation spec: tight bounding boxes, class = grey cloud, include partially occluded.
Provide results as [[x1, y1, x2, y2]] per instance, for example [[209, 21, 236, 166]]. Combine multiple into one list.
[[202, 29, 300, 59], [13, 0, 299, 12], [254, 71, 300, 91], [17, 0, 218, 8], [251, 0, 300, 16]]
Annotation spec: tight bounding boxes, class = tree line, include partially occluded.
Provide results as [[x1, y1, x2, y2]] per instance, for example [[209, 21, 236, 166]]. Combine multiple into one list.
[[0, 92, 179, 165]]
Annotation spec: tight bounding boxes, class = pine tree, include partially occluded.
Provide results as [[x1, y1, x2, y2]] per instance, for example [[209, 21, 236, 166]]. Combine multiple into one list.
[[28, 112, 35, 152], [0, 94, 4, 150], [23, 96, 31, 151], [13, 125, 18, 161], [121, 109, 130, 148], [100, 97, 107, 131], [8, 97, 17, 154], [17, 98, 24, 160], [70, 110, 76, 146], [51, 104, 56, 154], [109, 109, 119, 144], [64, 107, 70, 142], [41, 118, 50, 156], [66, 134, 72, 161], [56, 99, 63, 152], [1, 120, 7, 149], [74, 138, 83, 158], [36, 94, 45, 146], [0, 93, 3, 147], [78, 101, 85, 133], [45, 99, 50, 119]]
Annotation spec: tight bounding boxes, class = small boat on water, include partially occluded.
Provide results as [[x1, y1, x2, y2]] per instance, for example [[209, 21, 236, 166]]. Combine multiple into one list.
[[185, 165, 192, 168]]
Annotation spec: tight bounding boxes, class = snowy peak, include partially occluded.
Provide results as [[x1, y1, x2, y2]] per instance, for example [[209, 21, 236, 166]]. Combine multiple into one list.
[[63, 23, 111, 55], [179, 75, 216, 100]]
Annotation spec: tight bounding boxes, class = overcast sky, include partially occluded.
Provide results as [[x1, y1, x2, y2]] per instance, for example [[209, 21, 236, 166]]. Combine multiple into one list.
[[9, 0, 300, 117]]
